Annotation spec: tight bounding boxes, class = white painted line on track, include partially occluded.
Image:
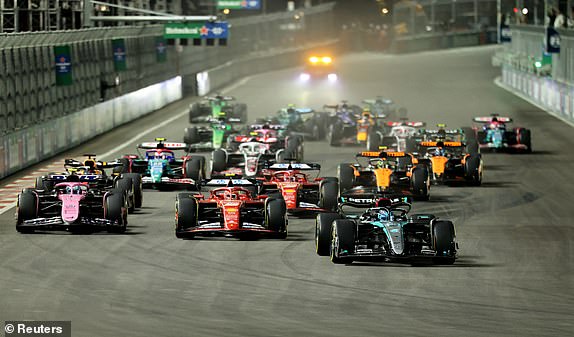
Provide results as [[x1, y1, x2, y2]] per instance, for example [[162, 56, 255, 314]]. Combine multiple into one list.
[[0, 75, 253, 215], [494, 77, 574, 128]]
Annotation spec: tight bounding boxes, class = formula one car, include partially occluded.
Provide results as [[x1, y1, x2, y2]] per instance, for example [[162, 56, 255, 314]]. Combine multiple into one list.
[[258, 163, 339, 215], [367, 119, 426, 153], [324, 102, 362, 146], [35, 155, 142, 213], [415, 141, 483, 186], [226, 123, 304, 162], [211, 142, 281, 178], [267, 105, 328, 141], [16, 180, 128, 234], [188, 94, 247, 123], [299, 55, 338, 82], [184, 117, 242, 151], [469, 114, 532, 153], [115, 138, 205, 190], [315, 196, 457, 265], [417, 124, 479, 154], [175, 179, 287, 239], [338, 150, 430, 201], [362, 96, 396, 118]]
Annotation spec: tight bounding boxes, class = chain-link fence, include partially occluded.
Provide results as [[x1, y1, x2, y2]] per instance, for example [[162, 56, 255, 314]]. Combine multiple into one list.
[[0, 3, 337, 135]]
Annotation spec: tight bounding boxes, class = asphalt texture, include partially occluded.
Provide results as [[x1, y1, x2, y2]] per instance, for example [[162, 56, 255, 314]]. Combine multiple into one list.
[[1, 46, 573, 337]]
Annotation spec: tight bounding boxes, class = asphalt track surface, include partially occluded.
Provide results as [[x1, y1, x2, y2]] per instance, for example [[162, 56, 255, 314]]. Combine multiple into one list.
[[1, 46, 573, 337]]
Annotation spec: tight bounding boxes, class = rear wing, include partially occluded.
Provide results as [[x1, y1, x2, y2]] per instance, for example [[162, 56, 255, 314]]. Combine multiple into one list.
[[473, 116, 512, 123], [265, 163, 321, 170], [421, 129, 462, 135], [356, 151, 409, 158], [387, 121, 426, 127], [138, 142, 188, 150], [204, 178, 256, 187], [206, 95, 235, 101], [64, 159, 122, 169], [418, 141, 464, 147], [250, 124, 286, 131]]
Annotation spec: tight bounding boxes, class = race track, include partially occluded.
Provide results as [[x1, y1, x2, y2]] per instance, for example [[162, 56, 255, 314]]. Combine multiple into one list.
[[1, 46, 573, 337]]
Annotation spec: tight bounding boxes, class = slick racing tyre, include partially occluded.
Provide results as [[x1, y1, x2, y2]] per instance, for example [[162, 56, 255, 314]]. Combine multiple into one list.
[[35, 176, 53, 192], [518, 128, 532, 153], [367, 131, 381, 152], [330, 219, 355, 264], [338, 163, 355, 194], [464, 154, 482, 186], [16, 190, 38, 233], [411, 166, 430, 201], [265, 198, 287, 239], [123, 173, 143, 209], [105, 189, 127, 233], [211, 149, 227, 173], [319, 179, 339, 212], [315, 213, 341, 256], [433, 220, 456, 265], [184, 127, 201, 145], [115, 177, 135, 214], [175, 193, 198, 239], [185, 157, 205, 190]]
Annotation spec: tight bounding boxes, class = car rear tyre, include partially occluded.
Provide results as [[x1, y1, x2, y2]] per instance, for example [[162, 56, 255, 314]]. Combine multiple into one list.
[[105, 189, 127, 233], [319, 179, 338, 212], [123, 173, 143, 208], [367, 131, 381, 152], [115, 177, 135, 214], [464, 154, 482, 186], [185, 157, 204, 190], [113, 158, 130, 174], [518, 128, 532, 153], [184, 127, 201, 145], [211, 149, 227, 173], [338, 163, 355, 194], [411, 166, 430, 201]]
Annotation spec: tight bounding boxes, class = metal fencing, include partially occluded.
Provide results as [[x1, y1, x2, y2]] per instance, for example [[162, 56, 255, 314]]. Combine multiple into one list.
[[0, 3, 336, 135]]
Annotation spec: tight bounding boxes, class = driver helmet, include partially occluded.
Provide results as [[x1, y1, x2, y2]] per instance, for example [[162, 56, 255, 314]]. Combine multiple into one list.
[[433, 147, 445, 156]]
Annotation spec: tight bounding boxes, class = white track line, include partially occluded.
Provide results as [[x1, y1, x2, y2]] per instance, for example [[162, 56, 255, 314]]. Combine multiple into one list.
[[0, 76, 253, 215]]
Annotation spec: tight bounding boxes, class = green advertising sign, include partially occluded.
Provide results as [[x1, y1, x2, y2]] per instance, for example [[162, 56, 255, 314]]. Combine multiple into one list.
[[164, 23, 205, 39], [217, 0, 261, 9], [54, 45, 73, 86], [112, 39, 127, 71], [156, 37, 167, 63]]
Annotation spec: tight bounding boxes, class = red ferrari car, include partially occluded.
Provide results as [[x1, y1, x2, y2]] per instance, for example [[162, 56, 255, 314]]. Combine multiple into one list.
[[259, 163, 338, 216], [175, 179, 287, 239]]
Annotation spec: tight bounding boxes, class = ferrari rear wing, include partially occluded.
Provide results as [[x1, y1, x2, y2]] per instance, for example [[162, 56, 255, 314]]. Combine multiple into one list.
[[204, 178, 256, 187], [265, 163, 321, 170]]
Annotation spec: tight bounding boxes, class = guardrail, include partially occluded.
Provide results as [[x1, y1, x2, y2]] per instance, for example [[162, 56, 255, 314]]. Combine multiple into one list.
[[390, 29, 497, 53]]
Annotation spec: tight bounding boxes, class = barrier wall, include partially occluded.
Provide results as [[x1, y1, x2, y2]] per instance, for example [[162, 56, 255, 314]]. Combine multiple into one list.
[[390, 29, 497, 54], [0, 77, 182, 178], [501, 66, 574, 124]]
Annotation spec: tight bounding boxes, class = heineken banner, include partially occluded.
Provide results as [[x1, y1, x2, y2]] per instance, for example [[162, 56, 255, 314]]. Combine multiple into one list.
[[156, 37, 167, 63], [54, 45, 73, 86], [164, 22, 229, 39], [112, 38, 127, 71]]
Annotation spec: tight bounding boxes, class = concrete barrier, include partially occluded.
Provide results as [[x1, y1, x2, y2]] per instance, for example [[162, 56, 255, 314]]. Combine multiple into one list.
[[390, 30, 497, 54], [0, 76, 182, 179], [499, 66, 574, 126]]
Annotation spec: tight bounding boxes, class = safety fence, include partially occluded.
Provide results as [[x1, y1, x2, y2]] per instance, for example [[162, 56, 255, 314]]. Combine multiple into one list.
[[0, 3, 337, 179], [0, 3, 336, 135], [493, 25, 574, 125]]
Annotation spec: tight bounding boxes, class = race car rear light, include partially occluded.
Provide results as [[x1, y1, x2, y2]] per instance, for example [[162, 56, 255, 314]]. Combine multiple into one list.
[[299, 73, 310, 81], [327, 73, 338, 81]]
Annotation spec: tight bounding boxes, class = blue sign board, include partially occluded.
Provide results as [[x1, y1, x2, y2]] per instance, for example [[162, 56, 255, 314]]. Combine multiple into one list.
[[546, 27, 560, 53], [202, 22, 229, 39]]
